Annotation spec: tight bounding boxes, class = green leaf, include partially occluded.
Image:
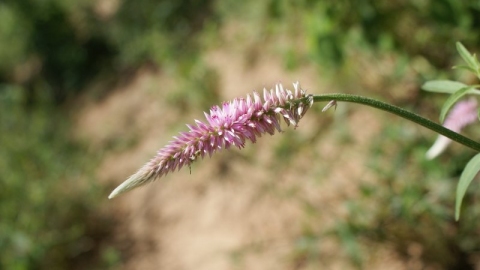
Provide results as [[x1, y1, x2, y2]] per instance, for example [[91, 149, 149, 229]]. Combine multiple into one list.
[[453, 65, 477, 73], [455, 153, 480, 220], [475, 53, 480, 67], [456, 42, 479, 70], [439, 86, 476, 123], [422, 80, 480, 96], [422, 80, 468, 94]]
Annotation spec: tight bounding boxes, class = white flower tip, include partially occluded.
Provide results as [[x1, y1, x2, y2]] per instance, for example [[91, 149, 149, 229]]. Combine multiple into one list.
[[108, 182, 129, 199], [425, 136, 451, 160], [108, 189, 120, 199], [108, 169, 152, 199]]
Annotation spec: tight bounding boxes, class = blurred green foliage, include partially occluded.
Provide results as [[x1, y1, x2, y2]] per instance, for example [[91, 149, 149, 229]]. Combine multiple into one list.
[[300, 0, 480, 68], [335, 123, 480, 269], [1, 0, 479, 105], [0, 87, 118, 269], [0, 0, 114, 104], [2, 0, 480, 268], [216, 0, 480, 70], [0, 0, 214, 105], [110, 0, 215, 67]]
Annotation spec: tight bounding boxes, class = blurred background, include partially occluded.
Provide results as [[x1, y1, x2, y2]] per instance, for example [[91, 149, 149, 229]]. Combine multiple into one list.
[[2, 0, 480, 269]]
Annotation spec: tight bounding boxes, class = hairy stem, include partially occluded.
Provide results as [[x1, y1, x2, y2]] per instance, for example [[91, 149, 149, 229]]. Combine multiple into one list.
[[312, 94, 480, 152]]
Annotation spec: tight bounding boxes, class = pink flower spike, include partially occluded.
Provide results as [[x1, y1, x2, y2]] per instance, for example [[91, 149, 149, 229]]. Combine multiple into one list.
[[108, 82, 313, 199], [426, 98, 478, 159]]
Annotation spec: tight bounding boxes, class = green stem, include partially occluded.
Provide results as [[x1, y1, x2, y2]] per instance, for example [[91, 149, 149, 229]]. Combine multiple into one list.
[[312, 94, 480, 152]]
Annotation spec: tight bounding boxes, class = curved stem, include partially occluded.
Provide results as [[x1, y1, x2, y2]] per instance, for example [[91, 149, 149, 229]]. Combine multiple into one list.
[[312, 94, 480, 152]]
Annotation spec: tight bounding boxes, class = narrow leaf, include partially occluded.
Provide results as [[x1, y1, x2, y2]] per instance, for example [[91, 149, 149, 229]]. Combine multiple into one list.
[[475, 54, 480, 68], [453, 65, 477, 73], [422, 80, 468, 94], [456, 42, 478, 70], [439, 86, 475, 123], [455, 153, 480, 220]]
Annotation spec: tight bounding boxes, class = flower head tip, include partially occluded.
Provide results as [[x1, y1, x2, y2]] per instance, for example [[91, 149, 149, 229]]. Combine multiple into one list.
[[109, 82, 313, 198]]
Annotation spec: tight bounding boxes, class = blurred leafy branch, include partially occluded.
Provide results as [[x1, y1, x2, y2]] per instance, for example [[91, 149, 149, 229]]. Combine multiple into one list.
[[0, 87, 118, 269], [0, 0, 215, 105], [336, 127, 480, 269], [317, 43, 480, 270], [421, 42, 480, 220], [1, 0, 480, 106]]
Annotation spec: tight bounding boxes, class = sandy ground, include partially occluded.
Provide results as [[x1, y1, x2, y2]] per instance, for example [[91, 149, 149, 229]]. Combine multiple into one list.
[[75, 39, 414, 269]]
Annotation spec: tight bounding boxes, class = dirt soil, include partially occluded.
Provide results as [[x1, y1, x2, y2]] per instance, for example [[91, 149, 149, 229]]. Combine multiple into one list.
[[76, 41, 415, 269]]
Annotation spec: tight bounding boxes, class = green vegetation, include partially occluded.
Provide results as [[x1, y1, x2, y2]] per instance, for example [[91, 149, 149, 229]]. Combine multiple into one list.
[[1, 0, 480, 268], [338, 123, 480, 269], [0, 88, 119, 269]]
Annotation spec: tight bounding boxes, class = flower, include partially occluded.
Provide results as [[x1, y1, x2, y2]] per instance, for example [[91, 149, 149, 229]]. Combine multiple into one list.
[[109, 82, 313, 198], [426, 98, 478, 159]]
